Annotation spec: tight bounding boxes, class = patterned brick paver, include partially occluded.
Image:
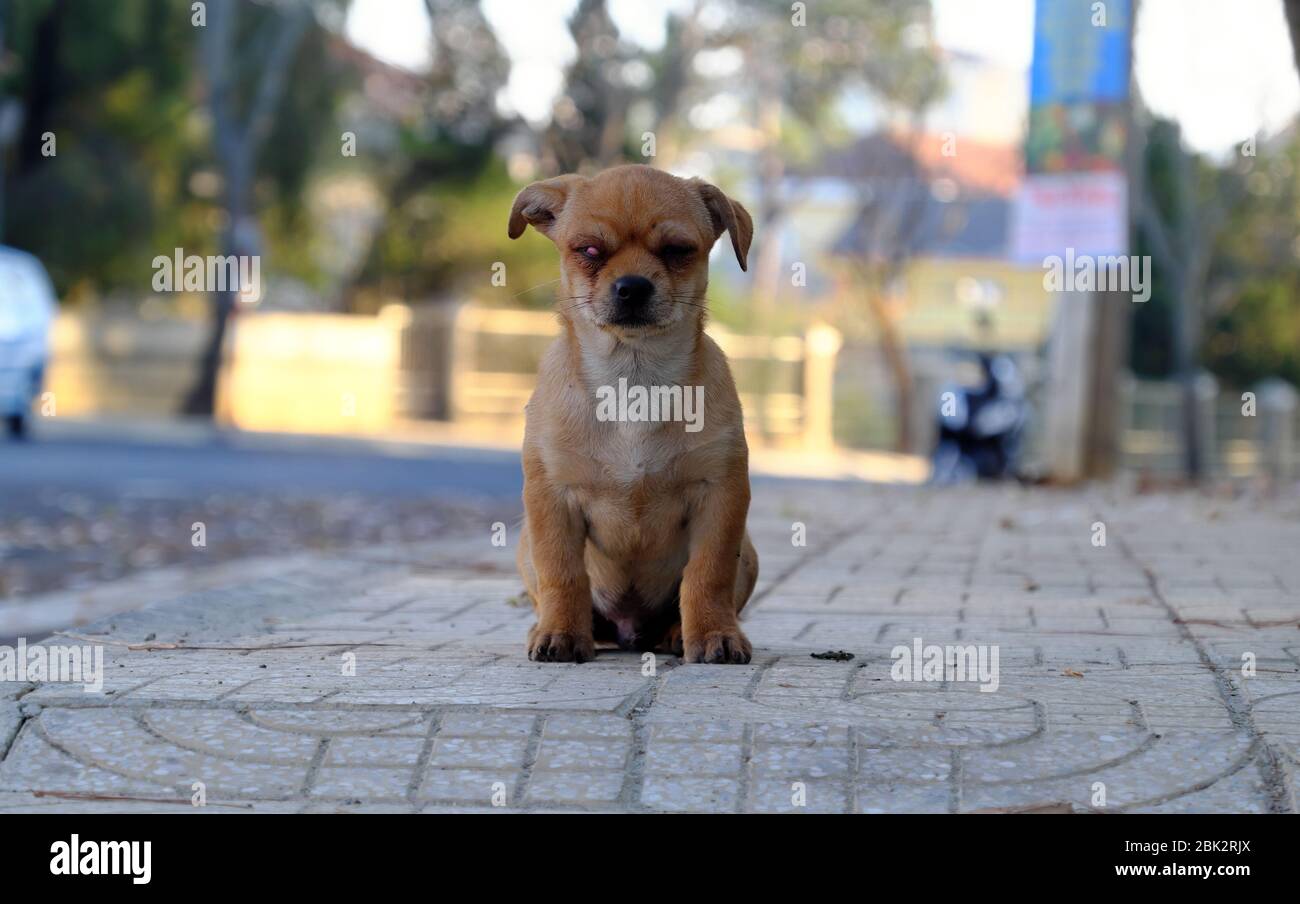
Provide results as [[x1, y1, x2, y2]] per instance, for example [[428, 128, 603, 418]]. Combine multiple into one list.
[[2, 484, 1297, 813]]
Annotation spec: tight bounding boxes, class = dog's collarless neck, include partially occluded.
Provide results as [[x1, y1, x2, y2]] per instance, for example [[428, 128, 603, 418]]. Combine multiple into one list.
[[574, 327, 699, 392]]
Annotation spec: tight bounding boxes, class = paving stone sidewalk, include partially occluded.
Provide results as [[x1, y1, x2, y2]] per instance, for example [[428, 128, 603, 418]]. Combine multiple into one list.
[[2, 483, 1298, 813]]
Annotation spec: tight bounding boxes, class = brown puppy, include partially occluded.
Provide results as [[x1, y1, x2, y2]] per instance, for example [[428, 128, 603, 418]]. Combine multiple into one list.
[[508, 164, 758, 664]]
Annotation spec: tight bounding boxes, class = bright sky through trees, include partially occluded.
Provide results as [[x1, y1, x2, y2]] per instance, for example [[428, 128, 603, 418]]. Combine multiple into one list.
[[345, 0, 1300, 156]]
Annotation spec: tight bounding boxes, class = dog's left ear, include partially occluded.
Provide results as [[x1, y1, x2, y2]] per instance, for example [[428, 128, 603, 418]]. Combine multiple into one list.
[[692, 180, 753, 272], [508, 174, 584, 240]]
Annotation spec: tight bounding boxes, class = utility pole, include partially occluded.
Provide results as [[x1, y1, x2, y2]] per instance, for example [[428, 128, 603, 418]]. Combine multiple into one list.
[[0, 0, 9, 244], [1016, 0, 1136, 482], [1080, 0, 1139, 479]]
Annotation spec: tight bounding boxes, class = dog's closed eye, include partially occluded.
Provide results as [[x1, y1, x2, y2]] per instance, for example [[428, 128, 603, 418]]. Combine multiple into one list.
[[658, 243, 697, 265]]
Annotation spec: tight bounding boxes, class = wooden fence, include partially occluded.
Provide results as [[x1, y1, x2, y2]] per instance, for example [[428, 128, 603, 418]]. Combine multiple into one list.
[[46, 305, 842, 449], [45, 308, 1298, 480]]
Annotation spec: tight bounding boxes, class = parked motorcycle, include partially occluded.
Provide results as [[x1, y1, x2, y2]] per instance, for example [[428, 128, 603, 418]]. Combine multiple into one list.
[[929, 350, 1028, 484]]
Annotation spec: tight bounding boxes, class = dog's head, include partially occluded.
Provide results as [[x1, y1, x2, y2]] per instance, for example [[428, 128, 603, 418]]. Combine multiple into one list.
[[508, 165, 752, 334]]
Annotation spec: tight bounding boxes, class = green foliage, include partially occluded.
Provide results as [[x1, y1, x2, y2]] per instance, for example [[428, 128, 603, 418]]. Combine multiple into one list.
[[1127, 234, 1177, 378], [1201, 130, 1300, 387], [1, 0, 351, 299], [1130, 119, 1185, 378], [1131, 117, 1300, 388], [1204, 275, 1300, 387], [2, 0, 197, 295], [255, 15, 357, 287], [354, 159, 563, 309], [347, 0, 517, 305]]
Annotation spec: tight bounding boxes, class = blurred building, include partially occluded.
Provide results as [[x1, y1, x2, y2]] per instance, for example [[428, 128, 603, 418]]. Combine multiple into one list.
[[719, 45, 1051, 450]]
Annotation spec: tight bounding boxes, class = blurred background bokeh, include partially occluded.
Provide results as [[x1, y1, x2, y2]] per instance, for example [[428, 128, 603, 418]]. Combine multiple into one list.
[[1, 0, 1298, 610]]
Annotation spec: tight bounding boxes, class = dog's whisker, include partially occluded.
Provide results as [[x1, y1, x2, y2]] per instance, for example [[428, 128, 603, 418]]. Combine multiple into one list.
[[551, 289, 712, 319], [511, 277, 565, 299]]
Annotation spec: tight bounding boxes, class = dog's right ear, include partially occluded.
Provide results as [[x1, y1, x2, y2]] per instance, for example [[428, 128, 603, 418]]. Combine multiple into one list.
[[508, 175, 583, 240]]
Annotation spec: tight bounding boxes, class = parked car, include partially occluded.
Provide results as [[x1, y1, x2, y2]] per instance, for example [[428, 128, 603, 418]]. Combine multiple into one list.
[[0, 246, 57, 438]]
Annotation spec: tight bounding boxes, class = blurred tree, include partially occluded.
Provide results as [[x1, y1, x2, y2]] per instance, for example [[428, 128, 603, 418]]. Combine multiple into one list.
[[0, 0, 10, 237], [830, 132, 934, 452], [182, 0, 314, 416], [1131, 112, 1300, 480], [1201, 126, 1300, 388], [642, 2, 707, 168], [185, 0, 355, 415], [542, 0, 634, 173], [672, 0, 943, 445], [0, 0, 197, 293], [421, 0, 510, 157], [1286, 0, 1300, 75], [1136, 116, 1229, 480], [0, 0, 347, 334], [1130, 117, 1187, 381], [347, 0, 514, 305], [549, 0, 942, 445], [703, 0, 942, 321]]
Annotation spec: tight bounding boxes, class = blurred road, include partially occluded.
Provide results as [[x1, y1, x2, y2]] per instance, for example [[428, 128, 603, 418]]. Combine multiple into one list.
[[0, 433, 525, 502], [0, 427, 878, 604], [0, 430, 526, 602]]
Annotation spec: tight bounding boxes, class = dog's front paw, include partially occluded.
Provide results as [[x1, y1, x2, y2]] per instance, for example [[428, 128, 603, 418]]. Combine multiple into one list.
[[527, 624, 595, 663], [682, 627, 751, 664]]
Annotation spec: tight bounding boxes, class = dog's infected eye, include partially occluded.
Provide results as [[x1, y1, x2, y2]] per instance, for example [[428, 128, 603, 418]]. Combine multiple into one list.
[[581, 246, 602, 260]]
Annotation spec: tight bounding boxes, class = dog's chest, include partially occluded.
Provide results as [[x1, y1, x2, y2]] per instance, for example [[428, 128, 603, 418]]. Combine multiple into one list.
[[598, 422, 679, 483], [571, 344, 701, 485]]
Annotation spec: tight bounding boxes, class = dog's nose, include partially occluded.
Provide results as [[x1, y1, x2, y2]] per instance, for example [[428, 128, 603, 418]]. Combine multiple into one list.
[[611, 275, 654, 307]]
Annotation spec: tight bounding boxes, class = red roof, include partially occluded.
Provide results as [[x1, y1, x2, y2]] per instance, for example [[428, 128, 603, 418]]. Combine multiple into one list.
[[908, 132, 1023, 197]]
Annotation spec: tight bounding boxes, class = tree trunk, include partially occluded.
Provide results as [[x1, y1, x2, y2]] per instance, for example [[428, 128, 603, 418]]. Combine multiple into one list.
[[1285, 0, 1300, 76], [1083, 289, 1132, 477], [750, 63, 785, 327], [0, 1, 6, 241], [181, 0, 308, 417], [17, 0, 63, 174], [864, 284, 913, 454], [182, 285, 236, 417], [182, 188, 248, 416], [747, 39, 785, 440]]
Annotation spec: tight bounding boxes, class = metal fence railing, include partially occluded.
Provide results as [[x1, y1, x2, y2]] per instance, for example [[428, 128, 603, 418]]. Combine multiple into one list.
[[1119, 374, 1299, 480]]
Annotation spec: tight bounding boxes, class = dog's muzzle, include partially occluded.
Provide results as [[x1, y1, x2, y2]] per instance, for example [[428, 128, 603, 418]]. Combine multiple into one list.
[[609, 275, 656, 326]]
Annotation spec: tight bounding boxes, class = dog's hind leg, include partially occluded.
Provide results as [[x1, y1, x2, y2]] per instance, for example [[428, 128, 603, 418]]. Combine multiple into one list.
[[516, 515, 540, 613], [734, 531, 759, 615]]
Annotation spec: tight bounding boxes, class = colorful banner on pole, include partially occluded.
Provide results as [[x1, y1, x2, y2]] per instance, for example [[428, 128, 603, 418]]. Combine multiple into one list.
[[1011, 0, 1132, 263]]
